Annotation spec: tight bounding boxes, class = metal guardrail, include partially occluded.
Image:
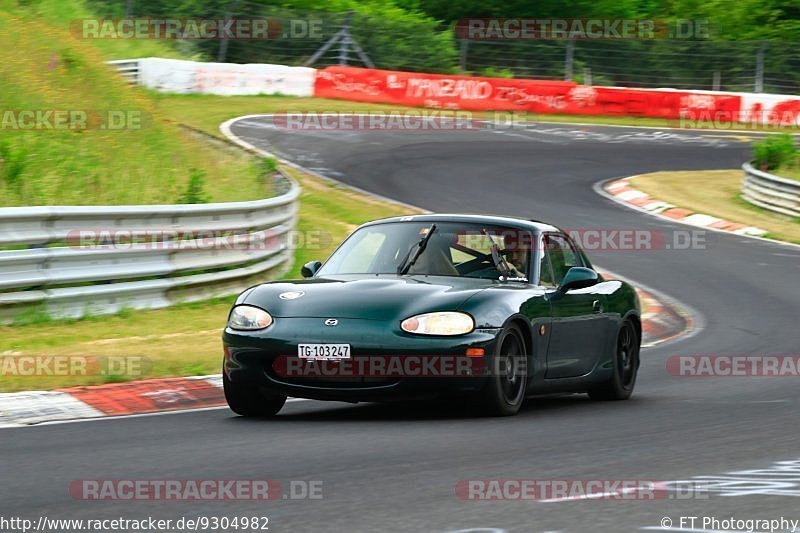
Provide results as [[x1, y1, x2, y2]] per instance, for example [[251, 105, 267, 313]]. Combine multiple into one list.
[[742, 162, 800, 218], [0, 173, 300, 322], [107, 59, 140, 84]]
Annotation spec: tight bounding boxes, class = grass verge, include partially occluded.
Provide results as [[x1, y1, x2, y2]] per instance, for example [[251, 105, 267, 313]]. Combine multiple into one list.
[[774, 166, 800, 182], [628, 170, 800, 244], [151, 93, 800, 134], [0, 3, 267, 206]]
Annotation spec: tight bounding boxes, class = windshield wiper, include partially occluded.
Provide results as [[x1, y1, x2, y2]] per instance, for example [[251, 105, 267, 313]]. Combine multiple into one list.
[[482, 228, 515, 279], [397, 224, 437, 275]]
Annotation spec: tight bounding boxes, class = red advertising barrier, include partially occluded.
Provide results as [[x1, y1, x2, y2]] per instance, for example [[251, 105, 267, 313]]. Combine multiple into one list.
[[313, 66, 747, 122], [740, 93, 800, 126], [314, 66, 577, 112], [561, 86, 742, 120]]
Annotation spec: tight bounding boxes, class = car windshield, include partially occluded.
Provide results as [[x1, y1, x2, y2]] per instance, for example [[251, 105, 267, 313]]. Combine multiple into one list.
[[317, 221, 532, 280]]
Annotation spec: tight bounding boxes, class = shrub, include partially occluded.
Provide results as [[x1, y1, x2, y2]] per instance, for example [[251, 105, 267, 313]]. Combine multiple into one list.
[[177, 169, 209, 204], [480, 67, 515, 79], [752, 133, 796, 171], [260, 157, 278, 174]]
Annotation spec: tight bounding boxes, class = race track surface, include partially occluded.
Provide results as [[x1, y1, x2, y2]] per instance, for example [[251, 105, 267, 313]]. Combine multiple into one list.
[[3, 121, 799, 532]]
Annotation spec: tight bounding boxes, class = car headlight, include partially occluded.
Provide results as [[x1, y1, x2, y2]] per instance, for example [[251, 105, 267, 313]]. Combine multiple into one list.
[[401, 312, 474, 336], [228, 305, 273, 330]]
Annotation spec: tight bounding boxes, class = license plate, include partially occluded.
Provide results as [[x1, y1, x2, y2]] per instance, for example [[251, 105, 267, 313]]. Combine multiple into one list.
[[298, 344, 351, 360]]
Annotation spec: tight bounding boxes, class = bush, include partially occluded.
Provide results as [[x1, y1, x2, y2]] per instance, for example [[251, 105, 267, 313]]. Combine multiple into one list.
[[260, 157, 278, 174], [480, 67, 515, 79], [0, 139, 27, 188], [177, 169, 209, 204], [752, 133, 797, 171]]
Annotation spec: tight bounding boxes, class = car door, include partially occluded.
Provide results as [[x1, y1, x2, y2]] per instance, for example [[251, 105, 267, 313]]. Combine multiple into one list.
[[541, 233, 606, 379]]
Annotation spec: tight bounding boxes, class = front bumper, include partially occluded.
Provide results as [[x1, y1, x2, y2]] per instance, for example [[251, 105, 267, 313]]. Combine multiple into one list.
[[222, 318, 501, 402]]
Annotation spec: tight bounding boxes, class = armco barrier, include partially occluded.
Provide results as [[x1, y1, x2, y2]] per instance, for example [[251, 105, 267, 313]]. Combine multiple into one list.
[[742, 162, 800, 218], [0, 172, 300, 322], [107, 59, 140, 84]]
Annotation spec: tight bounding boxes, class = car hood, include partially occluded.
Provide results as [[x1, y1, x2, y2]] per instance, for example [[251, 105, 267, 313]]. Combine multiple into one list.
[[241, 275, 497, 320]]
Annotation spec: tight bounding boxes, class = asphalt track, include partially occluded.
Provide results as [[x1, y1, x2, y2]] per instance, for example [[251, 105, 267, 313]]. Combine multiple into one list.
[[3, 121, 800, 532]]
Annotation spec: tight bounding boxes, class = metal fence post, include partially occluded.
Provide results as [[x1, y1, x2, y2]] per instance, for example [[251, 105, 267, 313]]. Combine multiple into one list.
[[338, 13, 351, 65], [217, 0, 241, 62], [755, 42, 767, 93], [305, 11, 373, 68], [564, 39, 575, 81], [459, 39, 469, 73]]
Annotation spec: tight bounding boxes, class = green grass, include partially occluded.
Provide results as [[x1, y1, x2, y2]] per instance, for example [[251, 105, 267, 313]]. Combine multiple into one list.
[[629, 170, 800, 244], [0, 2, 268, 206], [774, 165, 800, 182], [14, 0, 188, 61]]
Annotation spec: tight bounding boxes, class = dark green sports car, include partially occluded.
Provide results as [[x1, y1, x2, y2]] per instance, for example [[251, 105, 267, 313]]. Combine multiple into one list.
[[222, 214, 641, 417]]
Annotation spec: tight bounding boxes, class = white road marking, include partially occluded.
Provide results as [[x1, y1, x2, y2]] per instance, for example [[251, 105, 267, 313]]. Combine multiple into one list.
[[1, 398, 312, 428], [538, 486, 647, 503]]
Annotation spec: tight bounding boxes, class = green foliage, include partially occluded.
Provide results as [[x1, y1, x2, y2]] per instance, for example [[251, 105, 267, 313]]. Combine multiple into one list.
[[480, 67, 514, 79], [260, 157, 278, 174], [84, 0, 458, 72], [72, 0, 800, 89], [177, 169, 210, 204], [752, 133, 797, 171], [11, 305, 55, 326], [0, 138, 28, 188], [180, 363, 208, 376]]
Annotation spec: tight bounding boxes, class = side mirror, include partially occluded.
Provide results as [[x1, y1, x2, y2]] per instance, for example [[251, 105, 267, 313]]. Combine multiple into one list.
[[559, 267, 599, 292], [301, 260, 322, 278]]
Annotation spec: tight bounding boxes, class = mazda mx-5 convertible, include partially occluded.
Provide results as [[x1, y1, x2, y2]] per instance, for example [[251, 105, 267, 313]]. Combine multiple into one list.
[[222, 214, 641, 417]]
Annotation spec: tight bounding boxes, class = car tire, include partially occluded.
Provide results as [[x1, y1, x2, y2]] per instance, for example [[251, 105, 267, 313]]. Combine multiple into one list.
[[588, 319, 640, 401], [223, 372, 287, 417], [474, 323, 528, 416]]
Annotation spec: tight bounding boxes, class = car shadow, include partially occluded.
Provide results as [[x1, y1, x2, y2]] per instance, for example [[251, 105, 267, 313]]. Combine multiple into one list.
[[224, 393, 611, 424]]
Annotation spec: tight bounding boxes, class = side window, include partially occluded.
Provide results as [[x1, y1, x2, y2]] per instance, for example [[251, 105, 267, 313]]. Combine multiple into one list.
[[544, 234, 580, 285], [538, 236, 555, 287]]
